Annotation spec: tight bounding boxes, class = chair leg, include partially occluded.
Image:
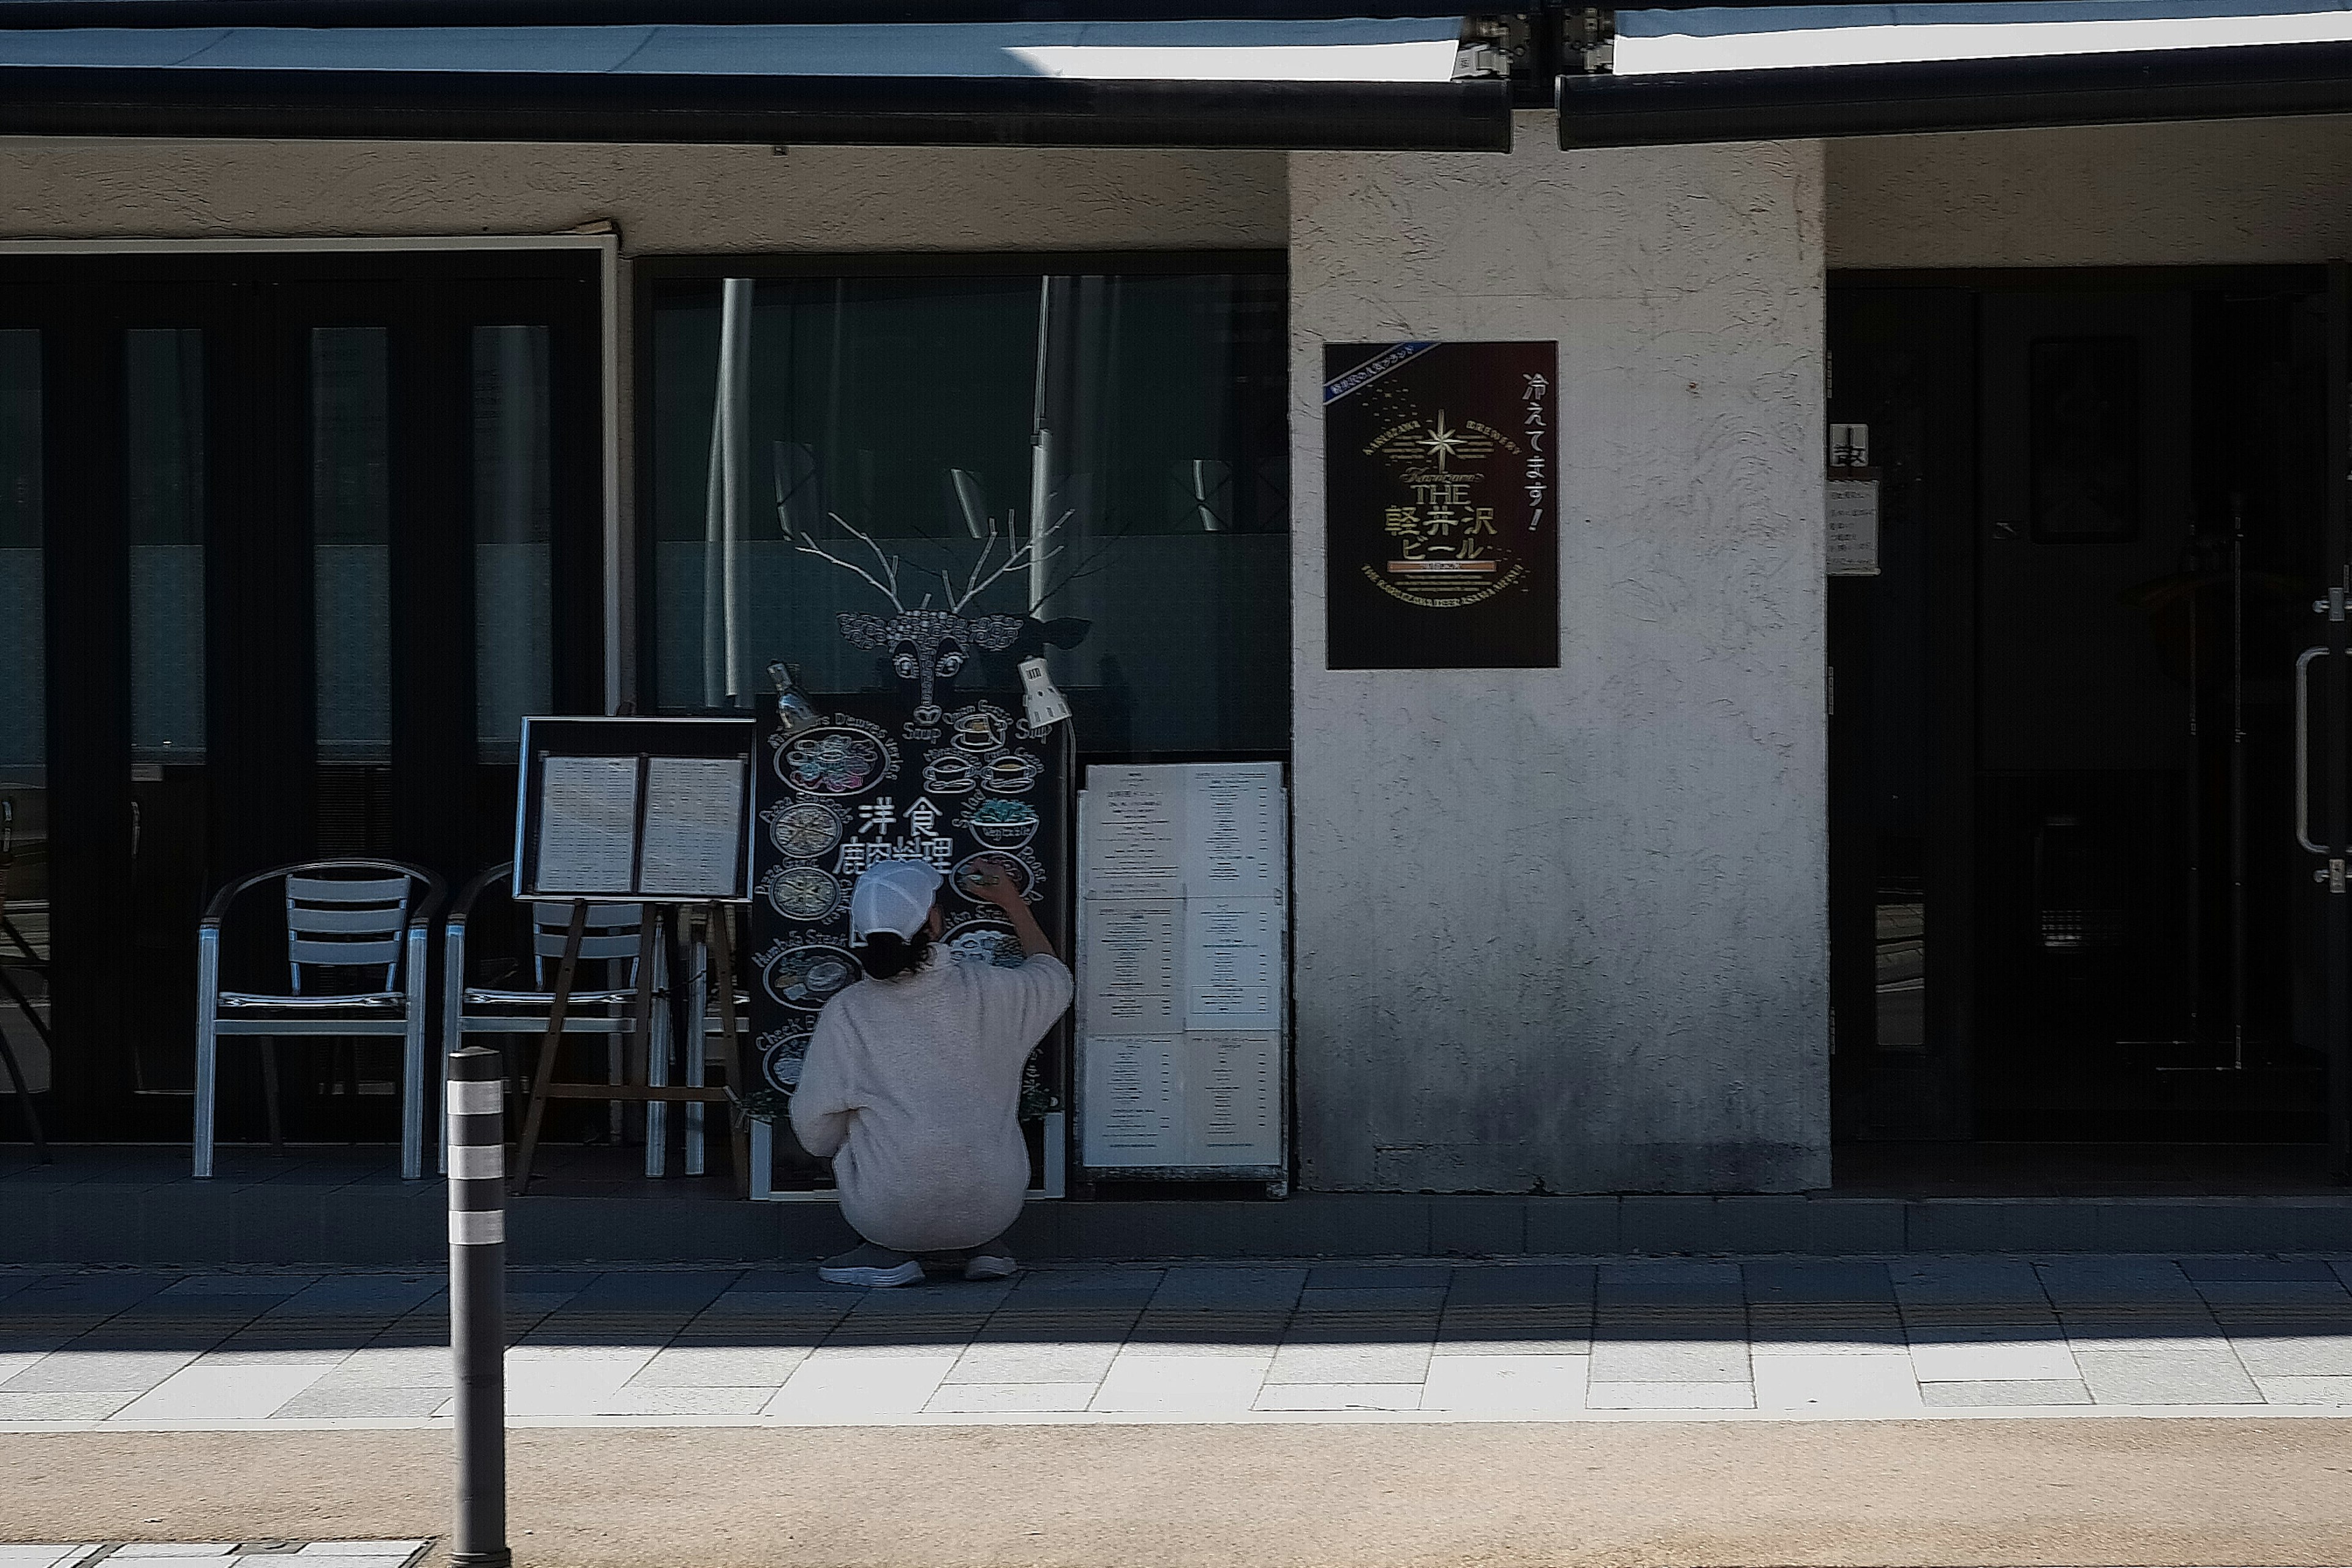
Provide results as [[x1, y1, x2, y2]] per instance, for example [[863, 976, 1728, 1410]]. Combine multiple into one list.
[[194, 1027, 219, 1181], [401, 1006, 426, 1183], [194, 935, 221, 1180]]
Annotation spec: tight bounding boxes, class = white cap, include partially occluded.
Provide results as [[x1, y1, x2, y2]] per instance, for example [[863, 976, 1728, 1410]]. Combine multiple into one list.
[[849, 859, 944, 943]]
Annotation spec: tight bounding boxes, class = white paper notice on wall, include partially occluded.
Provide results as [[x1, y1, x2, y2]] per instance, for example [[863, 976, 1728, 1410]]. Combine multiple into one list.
[[1080, 768, 1183, 898], [1182, 763, 1283, 898], [1084, 1035, 1185, 1164], [1191, 1032, 1282, 1164], [1083, 900, 1181, 1033], [1184, 897, 1283, 1031], [1827, 473, 1882, 576]]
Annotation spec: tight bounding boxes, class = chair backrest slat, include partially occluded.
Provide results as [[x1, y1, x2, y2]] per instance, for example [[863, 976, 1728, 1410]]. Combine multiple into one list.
[[290, 936, 404, 971], [288, 876, 411, 906], [287, 903, 409, 937]]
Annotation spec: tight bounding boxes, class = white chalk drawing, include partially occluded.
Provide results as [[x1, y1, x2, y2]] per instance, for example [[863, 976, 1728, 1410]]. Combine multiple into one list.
[[962, 796, 1040, 850], [764, 800, 845, 861], [770, 718, 895, 797], [759, 1028, 814, 1093], [951, 848, 1043, 907], [922, 750, 982, 795], [758, 938, 863, 1012], [944, 915, 1027, 970], [944, 702, 1016, 756], [981, 751, 1043, 795], [762, 863, 841, 923]]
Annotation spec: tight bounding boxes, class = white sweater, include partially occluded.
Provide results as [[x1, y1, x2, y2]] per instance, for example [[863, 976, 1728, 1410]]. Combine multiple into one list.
[[790, 949, 1072, 1253]]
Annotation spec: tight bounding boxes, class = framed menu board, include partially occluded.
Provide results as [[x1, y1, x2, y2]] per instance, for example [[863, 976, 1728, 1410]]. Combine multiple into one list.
[[747, 691, 1072, 1189], [514, 716, 754, 903]]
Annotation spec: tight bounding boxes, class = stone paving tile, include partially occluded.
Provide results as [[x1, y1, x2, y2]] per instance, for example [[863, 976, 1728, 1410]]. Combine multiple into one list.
[[2228, 1333, 2352, 1377], [298, 1347, 445, 1388], [1306, 1265, 1450, 1290], [1265, 1341, 1432, 1385], [766, 1349, 958, 1419], [2068, 1346, 2261, 1404], [110, 1546, 239, 1558], [293, 1543, 431, 1557], [1442, 1264, 1594, 1305], [1254, 1382, 1421, 1412], [1588, 1337, 1748, 1384], [1752, 1351, 1924, 1413], [1585, 1381, 1754, 1410], [627, 1346, 810, 1387], [0, 1549, 100, 1568], [505, 1351, 657, 1417], [115, 1360, 341, 1421], [1920, 1379, 2094, 1407], [927, 1381, 1101, 1414], [2, 1349, 199, 1393], [0, 1391, 137, 1420], [597, 1385, 776, 1417], [2179, 1257, 2344, 1283], [1907, 1332, 2079, 1384], [1418, 1354, 1587, 1412], [2253, 1374, 2352, 1404], [1089, 1349, 1271, 1414], [945, 1340, 1119, 1384], [1150, 1267, 1305, 1308], [272, 1385, 448, 1419]]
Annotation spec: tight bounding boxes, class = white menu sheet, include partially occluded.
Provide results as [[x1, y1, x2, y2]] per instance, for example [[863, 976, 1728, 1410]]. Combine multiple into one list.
[[1080, 768, 1182, 897], [535, 755, 640, 895], [1191, 1032, 1283, 1163], [1084, 1035, 1185, 1164], [636, 754, 748, 899], [1082, 900, 1180, 1032], [1183, 763, 1283, 898], [1183, 897, 1282, 1031]]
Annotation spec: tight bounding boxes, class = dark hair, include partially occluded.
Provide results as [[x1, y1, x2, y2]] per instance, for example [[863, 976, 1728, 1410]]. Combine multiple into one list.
[[854, 925, 935, 981]]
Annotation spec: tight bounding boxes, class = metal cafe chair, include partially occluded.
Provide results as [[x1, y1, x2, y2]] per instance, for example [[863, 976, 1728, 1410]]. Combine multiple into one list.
[[194, 858, 445, 1181], [440, 862, 661, 1175]]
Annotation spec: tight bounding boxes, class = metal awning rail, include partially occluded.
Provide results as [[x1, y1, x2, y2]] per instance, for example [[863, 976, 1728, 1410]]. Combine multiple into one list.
[[1560, 32, 2352, 145]]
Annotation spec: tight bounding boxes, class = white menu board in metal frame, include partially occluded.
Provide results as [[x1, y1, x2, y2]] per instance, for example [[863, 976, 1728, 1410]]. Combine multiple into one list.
[[515, 716, 755, 902], [1076, 761, 1287, 1194]]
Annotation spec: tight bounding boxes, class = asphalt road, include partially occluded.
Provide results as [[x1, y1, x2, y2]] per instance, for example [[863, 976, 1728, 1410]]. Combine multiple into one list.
[[5, 1418, 2351, 1567]]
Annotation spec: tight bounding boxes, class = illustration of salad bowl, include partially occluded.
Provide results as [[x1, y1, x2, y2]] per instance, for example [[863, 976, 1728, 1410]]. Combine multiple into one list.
[[966, 797, 1039, 849]]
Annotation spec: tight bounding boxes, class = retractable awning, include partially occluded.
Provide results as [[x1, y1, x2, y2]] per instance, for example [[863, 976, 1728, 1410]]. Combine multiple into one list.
[[0, 15, 1511, 149], [1561, 2, 2352, 147]]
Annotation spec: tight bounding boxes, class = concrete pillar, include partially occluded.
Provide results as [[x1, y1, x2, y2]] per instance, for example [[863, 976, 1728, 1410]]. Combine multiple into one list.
[[1289, 118, 1829, 1193]]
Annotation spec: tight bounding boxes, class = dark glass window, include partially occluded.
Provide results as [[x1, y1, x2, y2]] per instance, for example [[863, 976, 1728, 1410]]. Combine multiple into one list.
[[647, 266, 1289, 753]]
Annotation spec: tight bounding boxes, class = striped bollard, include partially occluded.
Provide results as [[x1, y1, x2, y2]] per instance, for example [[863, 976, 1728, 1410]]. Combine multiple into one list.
[[446, 1047, 512, 1568]]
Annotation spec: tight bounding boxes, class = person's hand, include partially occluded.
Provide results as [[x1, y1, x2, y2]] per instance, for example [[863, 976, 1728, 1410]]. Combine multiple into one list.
[[958, 861, 1025, 910]]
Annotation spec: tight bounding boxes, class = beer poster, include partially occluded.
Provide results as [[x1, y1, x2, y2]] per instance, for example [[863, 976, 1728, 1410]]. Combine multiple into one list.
[[1323, 341, 1558, 669]]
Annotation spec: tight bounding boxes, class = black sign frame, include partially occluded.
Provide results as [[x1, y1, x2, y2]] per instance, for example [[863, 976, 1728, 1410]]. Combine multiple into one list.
[[1324, 340, 1559, 670], [747, 690, 1072, 1191]]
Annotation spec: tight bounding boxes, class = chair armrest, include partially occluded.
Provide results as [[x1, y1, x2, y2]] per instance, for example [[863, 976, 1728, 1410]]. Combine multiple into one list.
[[447, 861, 516, 933], [200, 861, 317, 931]]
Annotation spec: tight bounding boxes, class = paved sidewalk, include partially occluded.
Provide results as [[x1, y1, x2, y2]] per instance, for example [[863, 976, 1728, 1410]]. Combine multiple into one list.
[[4, 1544, 427, 1567], [4, 1254, 2350, 1428]]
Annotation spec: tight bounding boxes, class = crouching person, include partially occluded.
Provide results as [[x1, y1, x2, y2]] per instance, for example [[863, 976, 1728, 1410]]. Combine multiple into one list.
[[790, 858, 1071, 1286]]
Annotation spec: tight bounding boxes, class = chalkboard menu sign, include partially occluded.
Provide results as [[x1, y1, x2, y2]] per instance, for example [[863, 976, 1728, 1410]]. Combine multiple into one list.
[[748, 692, 1071, 1114], [1324, 341, 1558, 670]]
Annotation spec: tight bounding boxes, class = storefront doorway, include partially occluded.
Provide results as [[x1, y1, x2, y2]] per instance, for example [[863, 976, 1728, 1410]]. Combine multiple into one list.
[[1828, 268, 2347, 1175], [0, 245, 605, 1145]]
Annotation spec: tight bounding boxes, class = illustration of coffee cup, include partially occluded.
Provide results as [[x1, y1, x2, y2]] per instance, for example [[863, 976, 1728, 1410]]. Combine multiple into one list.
[[924, 752, 979, 794], [983, 752, 1041, 794]]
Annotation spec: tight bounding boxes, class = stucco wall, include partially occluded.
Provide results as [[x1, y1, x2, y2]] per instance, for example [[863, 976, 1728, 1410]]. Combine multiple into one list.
[[1289, 118, 1831, 1194], [0, 138, 1287, 252], [1830, 113, 2352, 268]]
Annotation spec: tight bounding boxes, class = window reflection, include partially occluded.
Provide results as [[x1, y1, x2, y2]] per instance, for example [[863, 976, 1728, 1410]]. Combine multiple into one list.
[[127, 328, 205, 761], [650, 270, 1289, 753]]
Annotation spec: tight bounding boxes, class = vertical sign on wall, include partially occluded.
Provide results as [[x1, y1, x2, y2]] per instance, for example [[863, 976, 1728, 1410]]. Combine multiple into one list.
[[1324, 341, 1558, 669]]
